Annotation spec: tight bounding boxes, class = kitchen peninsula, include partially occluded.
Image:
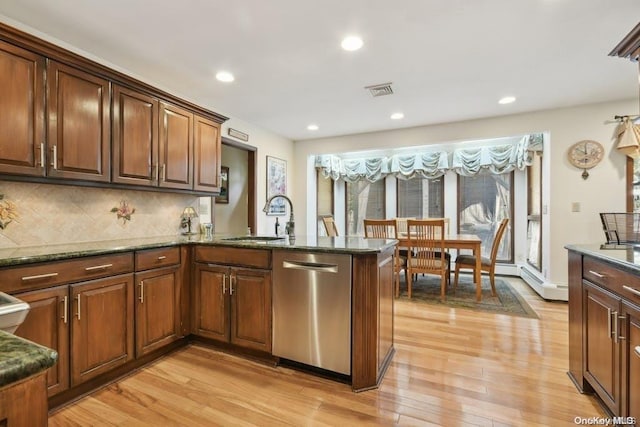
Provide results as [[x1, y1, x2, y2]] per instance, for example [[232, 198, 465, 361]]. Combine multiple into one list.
[[0, 234, 396, 411], [566, 244, 640, 421]]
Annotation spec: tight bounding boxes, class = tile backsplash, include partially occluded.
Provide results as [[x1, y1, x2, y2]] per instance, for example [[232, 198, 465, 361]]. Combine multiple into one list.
[[0, 181, 199, 248]]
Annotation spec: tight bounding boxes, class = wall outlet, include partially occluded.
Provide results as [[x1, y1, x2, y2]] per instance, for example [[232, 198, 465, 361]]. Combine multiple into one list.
[[571, 202, 580, 212]]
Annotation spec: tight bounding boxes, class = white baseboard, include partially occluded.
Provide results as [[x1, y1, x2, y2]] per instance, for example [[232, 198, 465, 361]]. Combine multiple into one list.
[[519, 264, 568, 301]]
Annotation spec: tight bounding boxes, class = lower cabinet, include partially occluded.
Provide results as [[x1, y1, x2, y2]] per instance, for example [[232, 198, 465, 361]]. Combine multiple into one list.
[[135, 265, 181, 357], [621, 301, 640, 421], [193, 263, 272, 353], [14, 273, 134, 394]]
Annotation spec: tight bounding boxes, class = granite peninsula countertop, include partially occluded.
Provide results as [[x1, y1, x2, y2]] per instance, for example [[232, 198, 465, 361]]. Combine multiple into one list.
[[566, 243, 640, 274], [0, 330, 58, 387], [0, 235, 397, 267]]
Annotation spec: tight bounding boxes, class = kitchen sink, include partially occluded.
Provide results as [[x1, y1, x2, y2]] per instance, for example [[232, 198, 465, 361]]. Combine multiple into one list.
[[222, 236, 286, 244], [0, 292, 30, 334]]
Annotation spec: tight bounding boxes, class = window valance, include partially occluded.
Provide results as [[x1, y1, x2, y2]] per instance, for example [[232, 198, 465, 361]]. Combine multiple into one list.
[[315, 133, 543, 181]]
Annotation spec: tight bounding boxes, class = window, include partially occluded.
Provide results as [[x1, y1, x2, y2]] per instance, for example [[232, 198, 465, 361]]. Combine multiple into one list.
[[397, 178, 444, 218], [527, 153, 542, 270], [458, 172, 513, 263], [346, 180, 385, 236], [316, 171, 334, 236]]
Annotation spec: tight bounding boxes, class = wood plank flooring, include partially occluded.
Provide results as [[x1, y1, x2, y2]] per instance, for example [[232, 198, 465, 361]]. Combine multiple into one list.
[[48, 278, 605, 426]]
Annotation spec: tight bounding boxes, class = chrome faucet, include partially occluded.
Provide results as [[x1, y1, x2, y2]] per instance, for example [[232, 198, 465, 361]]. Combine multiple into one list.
[[263, 194, 295, 243]]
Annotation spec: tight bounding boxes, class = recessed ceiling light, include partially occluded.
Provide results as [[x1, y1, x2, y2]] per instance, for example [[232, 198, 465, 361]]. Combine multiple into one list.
[[390, 112, 404, 120], [215, 71, 235, 83], [341, 36, 363, 51], [307, 124, 319, 131], [498, 96, 516, 104]]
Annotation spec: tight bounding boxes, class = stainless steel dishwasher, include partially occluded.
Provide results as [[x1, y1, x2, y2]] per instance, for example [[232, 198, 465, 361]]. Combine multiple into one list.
[[272, 250, 352, 375]]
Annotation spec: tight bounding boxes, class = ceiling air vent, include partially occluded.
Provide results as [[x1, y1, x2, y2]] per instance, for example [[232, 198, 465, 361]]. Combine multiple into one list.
[[365, 82, 393, 97]]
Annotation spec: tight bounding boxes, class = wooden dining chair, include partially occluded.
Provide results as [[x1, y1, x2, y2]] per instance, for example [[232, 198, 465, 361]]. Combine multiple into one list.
[[363, 219, 406, 296], [406, 219, 448, 301], [453, 218, 510, 298], [320, 215, 339, 237]]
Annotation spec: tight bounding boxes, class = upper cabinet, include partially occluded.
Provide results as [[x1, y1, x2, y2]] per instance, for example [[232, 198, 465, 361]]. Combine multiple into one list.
[[47, 61, 111, 182], [0, 40, 45, 177], [194, 115, 222, 192], [112, 84, 159, 187], [0, 22, 227, 194], [159, 102, 193, 190]]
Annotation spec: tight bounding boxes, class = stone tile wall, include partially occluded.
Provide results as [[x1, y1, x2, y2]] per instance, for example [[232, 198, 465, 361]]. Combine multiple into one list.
[[0, 181, 199, 248]]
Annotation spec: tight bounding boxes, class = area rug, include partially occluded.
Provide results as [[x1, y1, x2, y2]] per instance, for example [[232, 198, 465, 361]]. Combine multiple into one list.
[[398, 275, 539, 318]]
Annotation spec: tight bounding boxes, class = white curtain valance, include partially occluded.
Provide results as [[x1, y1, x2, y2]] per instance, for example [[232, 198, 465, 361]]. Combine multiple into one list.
[[389, 151, 449, 180], [315, 134, 543, 181]]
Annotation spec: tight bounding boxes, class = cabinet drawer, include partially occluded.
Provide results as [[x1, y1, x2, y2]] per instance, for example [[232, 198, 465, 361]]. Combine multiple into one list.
[[135, 247, 180, 271], [1, 253, 134, 293], [195, 246, 271, 269], [583, 256, 640, 305]]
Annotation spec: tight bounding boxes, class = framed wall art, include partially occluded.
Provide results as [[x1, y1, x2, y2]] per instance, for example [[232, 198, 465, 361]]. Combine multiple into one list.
[[266, 156, 287, 215], [215, 166, 229, 204]]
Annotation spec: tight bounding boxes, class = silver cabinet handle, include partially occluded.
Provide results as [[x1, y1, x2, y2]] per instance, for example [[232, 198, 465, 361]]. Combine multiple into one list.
[[616, 314, 626, 342], [85, 263, 113, 271], [40, 142, 45, 168], [21, 272, 58, 281], [635, 346, 640, 358], [62, 295, 68, 324], [51, 145, 57, 169], [76, 296, 81, 320], [139, 281, 144, 303], [588, 270, 605, 278], [623, 285, 640, 297], [230, 275, 235, 296], [222, 274, 227, 295], [157, 256, 167, 261], [608, 307, 613, 339], [613, 311, 620, 343]]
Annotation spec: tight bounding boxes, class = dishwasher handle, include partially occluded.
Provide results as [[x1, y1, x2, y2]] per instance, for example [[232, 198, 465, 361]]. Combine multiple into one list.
[[282, 260, 339, 273]]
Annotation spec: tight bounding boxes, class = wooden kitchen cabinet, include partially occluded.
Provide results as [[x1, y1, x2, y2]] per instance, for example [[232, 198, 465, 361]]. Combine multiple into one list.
[[9, 253, 134, 396], [583, 281, 621, 414], [193, 115, 222, 192], [47, 60, 111, 182], [112, 84, 159, 187], [568, 250, 640, 420], [0, 39, 45, 177], [159, 101, 193, 190], [134, 247, 182, 357], [14, 285, 69, 397], [621, 301, 640, 421], [70, 274, 134, 386], [193, 254, 272, 353]]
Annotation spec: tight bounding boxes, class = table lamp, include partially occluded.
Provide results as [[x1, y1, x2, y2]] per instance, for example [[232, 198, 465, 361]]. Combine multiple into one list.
[[181, 207, 198, 235]]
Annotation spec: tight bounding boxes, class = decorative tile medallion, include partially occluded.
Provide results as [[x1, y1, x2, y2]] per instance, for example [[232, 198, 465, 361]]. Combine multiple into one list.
[[0, 195, 18, 229], [111, 200, 135, 225]]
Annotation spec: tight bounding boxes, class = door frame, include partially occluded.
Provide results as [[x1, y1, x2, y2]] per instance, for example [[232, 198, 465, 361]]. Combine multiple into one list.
[[221, 136, 257, 234]]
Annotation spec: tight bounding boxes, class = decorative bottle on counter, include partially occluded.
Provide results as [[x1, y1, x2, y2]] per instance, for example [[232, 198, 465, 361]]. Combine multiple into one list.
[[275, 217, 280, 236]]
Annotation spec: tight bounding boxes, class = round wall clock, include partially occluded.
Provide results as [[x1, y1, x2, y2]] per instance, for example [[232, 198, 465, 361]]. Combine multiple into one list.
[[567, 140, 604, 179]]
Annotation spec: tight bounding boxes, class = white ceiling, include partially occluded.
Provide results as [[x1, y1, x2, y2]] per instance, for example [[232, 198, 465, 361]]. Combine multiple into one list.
[[1, 1, 639, 141]]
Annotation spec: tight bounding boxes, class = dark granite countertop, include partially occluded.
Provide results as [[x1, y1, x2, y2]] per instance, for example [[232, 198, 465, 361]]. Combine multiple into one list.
[[0, 235, 396, 267], [0, 330, 58, 387], [566, 243, 640, 274]]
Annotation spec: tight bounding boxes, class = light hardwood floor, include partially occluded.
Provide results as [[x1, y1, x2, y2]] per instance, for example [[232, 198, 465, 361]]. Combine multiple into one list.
[[49, 277, 605, 426]]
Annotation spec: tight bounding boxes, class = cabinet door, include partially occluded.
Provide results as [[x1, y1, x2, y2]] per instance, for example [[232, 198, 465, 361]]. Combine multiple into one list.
[[159, 102, 193, 190], [583, 281, 621, 415], [230, 267, 272, 352], [622, 301, 640, 420], [70, 274, 134, 386], [13, 285, 69, 397], [0, 40, 45, 176], [47, 61, 110, 182], [192, 263, 229, 341], [112, 84, 158, 186], [135, 265, 181, 357], [193, 115, 221, 192]]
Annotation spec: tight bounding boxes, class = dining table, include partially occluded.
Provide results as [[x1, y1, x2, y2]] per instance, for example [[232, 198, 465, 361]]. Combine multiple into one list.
[[397, 232, 484, 302]]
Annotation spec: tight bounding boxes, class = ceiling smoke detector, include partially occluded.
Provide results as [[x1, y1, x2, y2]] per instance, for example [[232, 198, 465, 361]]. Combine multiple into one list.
[[365, 82, 393, 97]]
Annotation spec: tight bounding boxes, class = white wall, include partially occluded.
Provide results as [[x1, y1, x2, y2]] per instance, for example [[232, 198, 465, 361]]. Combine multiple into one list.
[[293, 99, 637, 287]]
